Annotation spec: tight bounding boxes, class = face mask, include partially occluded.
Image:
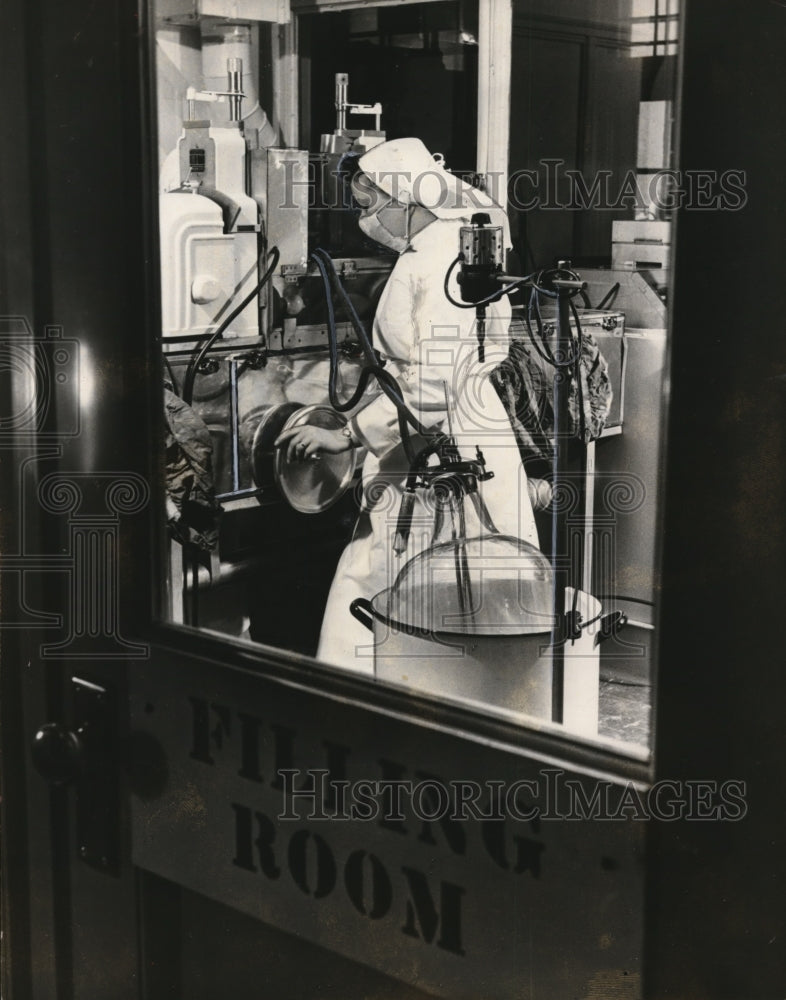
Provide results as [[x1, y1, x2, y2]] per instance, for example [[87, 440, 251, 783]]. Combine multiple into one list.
[[357, 203, 411, 254], [352, 171, 436, 252]]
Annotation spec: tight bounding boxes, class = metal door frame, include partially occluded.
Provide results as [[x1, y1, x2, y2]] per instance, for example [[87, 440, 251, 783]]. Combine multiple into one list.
[[3, 0, 786, 997]]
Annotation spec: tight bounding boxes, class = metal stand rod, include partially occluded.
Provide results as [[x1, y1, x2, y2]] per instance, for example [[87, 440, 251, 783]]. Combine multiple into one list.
[[227, 58, 243, 122], [229, 359, 240, 493], [475, 308, 486, 363], [550, 264, 581, 724]]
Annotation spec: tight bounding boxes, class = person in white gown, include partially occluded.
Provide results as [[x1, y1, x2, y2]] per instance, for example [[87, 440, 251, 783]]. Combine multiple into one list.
[[276, 138, 539, 673]]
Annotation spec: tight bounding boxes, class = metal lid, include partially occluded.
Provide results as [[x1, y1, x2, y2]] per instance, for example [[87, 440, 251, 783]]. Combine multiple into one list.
[[379, 533, 555, 635], [249, 402, 302, 490], [273, 404, 358, 514]]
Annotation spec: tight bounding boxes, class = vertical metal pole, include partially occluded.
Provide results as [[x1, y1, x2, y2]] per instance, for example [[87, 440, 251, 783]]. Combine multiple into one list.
[[550, 262, 578, 724], [582, 441, 596, 596], [335, 73, 348, 132], [229, 359, 240, 493], [227, 58, 243, 123]]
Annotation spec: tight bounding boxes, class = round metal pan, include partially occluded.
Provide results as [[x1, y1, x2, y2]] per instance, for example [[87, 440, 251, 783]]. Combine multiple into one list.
[[252, 402, 357, 513]]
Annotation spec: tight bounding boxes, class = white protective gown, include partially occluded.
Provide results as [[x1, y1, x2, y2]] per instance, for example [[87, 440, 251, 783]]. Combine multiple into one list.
[[317, 219, 539, 673]]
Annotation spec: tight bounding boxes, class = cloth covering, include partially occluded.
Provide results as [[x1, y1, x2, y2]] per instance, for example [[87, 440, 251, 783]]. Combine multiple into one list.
[[164, 388, 222, 552], [317, 219, 539, 673], [492, 322, 613, 465]]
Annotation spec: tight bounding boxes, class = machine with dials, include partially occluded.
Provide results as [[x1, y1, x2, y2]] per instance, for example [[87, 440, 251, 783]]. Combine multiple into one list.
[[156, 6, 404, 642]]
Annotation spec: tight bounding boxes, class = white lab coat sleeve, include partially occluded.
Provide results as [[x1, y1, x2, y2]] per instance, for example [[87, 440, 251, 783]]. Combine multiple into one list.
[[350, 257, 462, 457], [348, 377, 404, 457]]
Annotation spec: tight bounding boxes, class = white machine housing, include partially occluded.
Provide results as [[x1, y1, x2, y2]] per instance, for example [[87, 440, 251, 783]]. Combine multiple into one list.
[[161, 119, 261, 340]]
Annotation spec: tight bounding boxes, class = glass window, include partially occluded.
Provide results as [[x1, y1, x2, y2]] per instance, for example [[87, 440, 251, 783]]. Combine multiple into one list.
[[152, 0, 678, 758], [630, 0, 680, 57]]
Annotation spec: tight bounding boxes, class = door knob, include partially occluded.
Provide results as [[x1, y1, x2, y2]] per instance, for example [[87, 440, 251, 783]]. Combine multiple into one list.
[[31, 722, 87, 786], [31, 677, 119, 873]]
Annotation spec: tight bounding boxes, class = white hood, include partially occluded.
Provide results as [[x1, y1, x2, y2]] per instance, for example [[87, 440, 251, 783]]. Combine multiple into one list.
[[357, 137, 511, 248]]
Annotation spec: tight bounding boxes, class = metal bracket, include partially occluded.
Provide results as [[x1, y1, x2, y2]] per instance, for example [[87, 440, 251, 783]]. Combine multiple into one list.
[[72, 676, 120, 875]]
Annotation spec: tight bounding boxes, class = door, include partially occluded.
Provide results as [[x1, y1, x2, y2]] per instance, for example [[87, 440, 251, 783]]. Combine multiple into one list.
[[4, 1, 650, 997], [6, 1, 783, 998]]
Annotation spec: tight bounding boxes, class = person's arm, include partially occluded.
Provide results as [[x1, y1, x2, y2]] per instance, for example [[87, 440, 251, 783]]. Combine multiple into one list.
[[274, 422, 358, 462], [350, 260, 465, 457]]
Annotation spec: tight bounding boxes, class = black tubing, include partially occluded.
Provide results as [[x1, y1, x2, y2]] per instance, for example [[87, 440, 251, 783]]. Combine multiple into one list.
[[183, 247, 281, 406], [182, 246, 280, 405], [310, 248, 432, 466]]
